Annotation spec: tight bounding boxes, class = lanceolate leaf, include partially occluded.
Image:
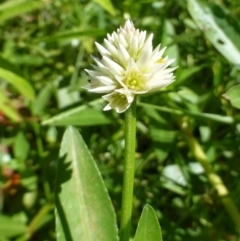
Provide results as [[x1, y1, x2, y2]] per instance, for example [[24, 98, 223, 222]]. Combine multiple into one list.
[[134, 205, 162, 241], [187, 0, 240, 66], [55, 126, 118, 241]]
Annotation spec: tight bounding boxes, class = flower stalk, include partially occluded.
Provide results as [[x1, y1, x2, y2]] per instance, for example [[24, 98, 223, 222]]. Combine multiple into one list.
[[85, 20, 177, 240], [120, 97, 137, 241]]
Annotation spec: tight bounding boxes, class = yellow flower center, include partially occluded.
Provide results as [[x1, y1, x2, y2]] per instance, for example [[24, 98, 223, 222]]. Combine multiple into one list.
[[124, 70, 145, 91]]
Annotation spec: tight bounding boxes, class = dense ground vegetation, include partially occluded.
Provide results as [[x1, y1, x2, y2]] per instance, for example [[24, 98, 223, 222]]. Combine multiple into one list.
[[0, 0, 240, 240]]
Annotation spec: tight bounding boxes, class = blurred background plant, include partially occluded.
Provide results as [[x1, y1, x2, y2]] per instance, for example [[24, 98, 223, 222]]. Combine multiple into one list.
[[0, 0, 240, 240]]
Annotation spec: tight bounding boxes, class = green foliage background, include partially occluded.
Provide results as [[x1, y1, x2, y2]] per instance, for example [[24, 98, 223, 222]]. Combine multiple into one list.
[[0, 0, 240, 240]]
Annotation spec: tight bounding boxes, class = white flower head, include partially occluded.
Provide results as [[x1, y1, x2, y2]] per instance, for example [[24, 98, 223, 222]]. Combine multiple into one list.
[[85, 19, 177, 113]]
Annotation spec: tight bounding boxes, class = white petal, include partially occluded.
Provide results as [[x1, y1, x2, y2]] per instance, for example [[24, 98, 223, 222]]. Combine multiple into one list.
[[149, 78, 175, 90], [84, 69, 102, 79], [158, 46, 166, 57], [92, 57, 115, 77], [96, 75, 116, 85], [95, 42, 110, 57], [164, 58, 176, 67], [138, 31, 146, 49], [147, 45, 162, 63], [103, 103, 112, 111], [136, 48, 152, 70], [102, 56, 125, 75], [114, 75, 127, 88], [124, 20, 135, 31], [139, 34, 153, 54], [118, 33, 128, 48], [102, 88, 134, 113], [148, 72, 176, 90], [88, 85, 117, 93], [126, 58, 139, 73], [128, 36, 139, 59], [107, 33, 114, 42], [157, 66, 178, 75], [112, 32, 119, 43], [118, 44, 130, 66], [104, 39, 118, 56], [127, 31, 134, 45]]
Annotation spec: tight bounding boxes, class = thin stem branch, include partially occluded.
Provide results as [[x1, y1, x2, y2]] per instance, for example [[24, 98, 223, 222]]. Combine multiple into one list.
[[120, 97, 137, 241]]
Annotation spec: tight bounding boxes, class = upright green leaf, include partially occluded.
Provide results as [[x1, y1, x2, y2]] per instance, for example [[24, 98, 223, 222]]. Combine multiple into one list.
[[134, 205, 162, 241], [187, 0, 240, 66], [55, 126, 118, 241], [223, 84, 240, 109]]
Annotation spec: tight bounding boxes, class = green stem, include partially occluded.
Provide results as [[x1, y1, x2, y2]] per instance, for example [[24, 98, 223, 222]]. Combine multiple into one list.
[[120, 97, 137, 241], [183, 128, 240, 233]]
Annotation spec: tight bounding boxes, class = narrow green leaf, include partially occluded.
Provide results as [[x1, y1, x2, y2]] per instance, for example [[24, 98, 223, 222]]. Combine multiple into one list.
[[187, 0, 240, 66], [93, 0, 116, 16], [150, 128, 177, 144], [36, 29, 106, 43], [0, 68, 35, 100], [0, 88, 21, 122], [177, 65, 205, 84], [139, 102, 235, 124], [161, 181, 186, 196], [27, 204, 53, 236], [223, 84, 240, 109], [13, 131, 30, 162], [161, 19, 179, 66], [167, 31, 201, 47], [55, 126, 118, 241], [32, 83, 53, 115], [0, 55, 21, 75], [42, 107, 111, 126], [0, 0, 45, 23], [0, 215, 27, 238], [134, 205, 162, 241]]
